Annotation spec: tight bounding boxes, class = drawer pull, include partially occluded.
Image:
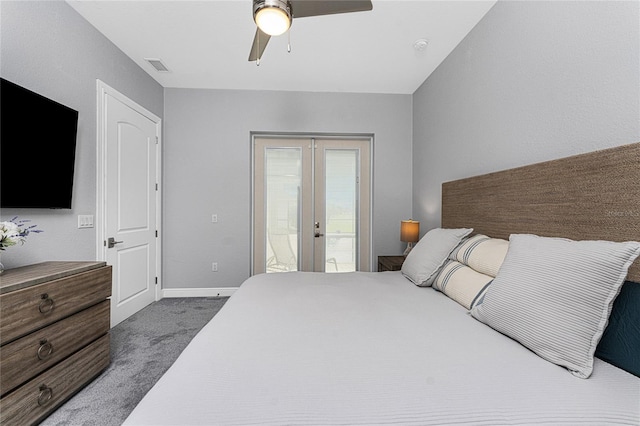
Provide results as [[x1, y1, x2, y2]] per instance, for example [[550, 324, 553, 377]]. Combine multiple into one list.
[[38, 294, 55, 314], [37, 339, 54, 360], [38, 385, 53, 406]]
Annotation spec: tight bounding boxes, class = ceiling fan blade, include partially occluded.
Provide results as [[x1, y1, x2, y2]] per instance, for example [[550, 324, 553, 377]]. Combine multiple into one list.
[[290, 0, 372, 18], [248, 28, 271, 62]]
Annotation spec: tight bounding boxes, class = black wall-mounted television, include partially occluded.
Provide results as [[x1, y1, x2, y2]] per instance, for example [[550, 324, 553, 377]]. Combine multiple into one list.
[[1, 78, 79, 209]]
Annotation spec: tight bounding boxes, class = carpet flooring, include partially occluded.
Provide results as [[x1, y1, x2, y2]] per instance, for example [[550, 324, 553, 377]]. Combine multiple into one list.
[[40, 297, 229, 426]]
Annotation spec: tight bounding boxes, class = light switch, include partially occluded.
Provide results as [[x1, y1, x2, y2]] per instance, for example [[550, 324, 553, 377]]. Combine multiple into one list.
[[78, 215, 94, 229]]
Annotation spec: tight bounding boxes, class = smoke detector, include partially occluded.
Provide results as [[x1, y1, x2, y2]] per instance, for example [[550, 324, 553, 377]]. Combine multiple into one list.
[[413, 39, 429, 52]]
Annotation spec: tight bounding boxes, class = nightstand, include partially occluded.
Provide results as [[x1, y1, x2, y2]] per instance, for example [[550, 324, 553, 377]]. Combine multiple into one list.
[[377, 255, 405, 272]]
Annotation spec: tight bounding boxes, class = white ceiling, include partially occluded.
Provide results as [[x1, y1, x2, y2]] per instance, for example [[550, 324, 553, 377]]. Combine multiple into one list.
[[67, 0, 496, 94]]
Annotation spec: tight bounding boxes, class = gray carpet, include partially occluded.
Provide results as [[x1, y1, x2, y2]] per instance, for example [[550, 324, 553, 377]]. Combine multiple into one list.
[[40, 297, 228, 426]]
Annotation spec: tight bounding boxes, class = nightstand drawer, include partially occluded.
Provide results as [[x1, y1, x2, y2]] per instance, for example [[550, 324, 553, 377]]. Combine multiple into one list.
[[378, 255, 405, 272]]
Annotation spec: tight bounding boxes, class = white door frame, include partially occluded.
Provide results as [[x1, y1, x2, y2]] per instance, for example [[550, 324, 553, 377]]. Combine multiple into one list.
[[250, 132, 374, 275], [96, 80, 162, 308]]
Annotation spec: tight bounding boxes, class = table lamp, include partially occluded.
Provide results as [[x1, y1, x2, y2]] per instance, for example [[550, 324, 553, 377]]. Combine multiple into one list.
[[401, 220, 420, 256]]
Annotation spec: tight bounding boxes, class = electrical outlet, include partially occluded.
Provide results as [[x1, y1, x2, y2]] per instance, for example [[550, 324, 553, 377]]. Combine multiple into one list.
[[212, 262, 218, 272], [211, 214, 218, 223], [77, 215, 94, 229]]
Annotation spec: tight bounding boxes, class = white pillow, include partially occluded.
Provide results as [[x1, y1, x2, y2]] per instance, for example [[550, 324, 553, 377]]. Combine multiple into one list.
[[401, 227, 473, 287], [471, 234, 640, 378]]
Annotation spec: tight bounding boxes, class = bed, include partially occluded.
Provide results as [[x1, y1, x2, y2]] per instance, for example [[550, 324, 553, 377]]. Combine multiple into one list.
[[124, 143, 640, 425]]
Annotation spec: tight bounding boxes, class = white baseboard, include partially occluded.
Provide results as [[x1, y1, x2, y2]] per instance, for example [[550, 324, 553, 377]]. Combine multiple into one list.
[[161, 287, 237, 298]]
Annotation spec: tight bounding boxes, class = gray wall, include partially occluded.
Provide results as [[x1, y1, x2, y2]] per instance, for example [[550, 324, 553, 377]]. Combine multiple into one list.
[[6, 0, 634, 292], [163, 89, 412, 289], [412, 0, 640, 232], [0, 1, 164, 268]]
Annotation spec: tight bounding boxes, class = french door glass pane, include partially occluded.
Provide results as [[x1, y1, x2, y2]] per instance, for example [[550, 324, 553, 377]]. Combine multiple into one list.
[[265, 148, 301, 273], [325, 149, 357, 272]]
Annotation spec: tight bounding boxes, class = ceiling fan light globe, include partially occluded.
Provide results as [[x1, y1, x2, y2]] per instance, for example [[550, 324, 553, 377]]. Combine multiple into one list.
[[255, 7, 291, 36]]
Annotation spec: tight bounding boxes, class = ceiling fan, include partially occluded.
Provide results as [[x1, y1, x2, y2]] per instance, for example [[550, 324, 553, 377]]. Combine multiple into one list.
[[249, 0, 373, 63]]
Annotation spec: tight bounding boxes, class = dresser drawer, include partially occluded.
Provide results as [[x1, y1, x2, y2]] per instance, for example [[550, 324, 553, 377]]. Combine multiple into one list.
[[0, 300, 110, 396], [0, 266, 111, 345], [0, 333, 110, 426]]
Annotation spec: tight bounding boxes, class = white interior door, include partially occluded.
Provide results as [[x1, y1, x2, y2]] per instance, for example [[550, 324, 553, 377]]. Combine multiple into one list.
[[253, 136, 371, 274], [97, 81, 161, 327]]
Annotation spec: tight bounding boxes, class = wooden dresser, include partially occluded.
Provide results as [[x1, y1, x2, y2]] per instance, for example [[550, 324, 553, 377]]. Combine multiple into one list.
[[0, 261, 112, 425]]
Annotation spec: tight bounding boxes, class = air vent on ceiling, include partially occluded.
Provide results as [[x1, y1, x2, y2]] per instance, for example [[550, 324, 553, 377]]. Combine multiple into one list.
[[145, 58, 170, 73]]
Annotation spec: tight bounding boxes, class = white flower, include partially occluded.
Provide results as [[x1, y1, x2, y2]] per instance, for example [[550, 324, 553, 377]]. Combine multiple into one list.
[[0, 217, 42, 250], [0, 222, 21, 248]]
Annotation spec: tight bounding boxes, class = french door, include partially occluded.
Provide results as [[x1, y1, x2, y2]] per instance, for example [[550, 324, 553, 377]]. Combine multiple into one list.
[[253, 136, 371, 274]]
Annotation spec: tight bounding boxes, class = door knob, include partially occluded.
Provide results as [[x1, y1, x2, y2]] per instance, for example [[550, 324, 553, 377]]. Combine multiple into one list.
[[314, 232, 324, 238], [107, 237, 123, 248]]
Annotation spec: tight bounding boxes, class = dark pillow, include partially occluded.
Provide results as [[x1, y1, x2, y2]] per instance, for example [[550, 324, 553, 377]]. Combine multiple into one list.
[[595, 280, 640, 377]]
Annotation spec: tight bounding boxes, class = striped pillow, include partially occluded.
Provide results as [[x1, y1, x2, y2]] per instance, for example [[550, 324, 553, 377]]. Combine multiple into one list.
[[433, 260, 493, 309], [471, 234, 640, 378], [449, 234, 509, 277]]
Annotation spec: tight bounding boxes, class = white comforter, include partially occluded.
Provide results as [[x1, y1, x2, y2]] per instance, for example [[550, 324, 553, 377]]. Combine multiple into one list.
[[124, 271, 640, 425]]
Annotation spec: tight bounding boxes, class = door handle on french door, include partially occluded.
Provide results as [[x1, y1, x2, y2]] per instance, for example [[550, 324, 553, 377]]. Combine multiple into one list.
[[107, 237, 123, 248], [314, 232, 324, 238]]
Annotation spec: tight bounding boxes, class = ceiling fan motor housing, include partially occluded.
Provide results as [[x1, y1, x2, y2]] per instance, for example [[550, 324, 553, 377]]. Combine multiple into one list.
[[253, 0, 293, 36]]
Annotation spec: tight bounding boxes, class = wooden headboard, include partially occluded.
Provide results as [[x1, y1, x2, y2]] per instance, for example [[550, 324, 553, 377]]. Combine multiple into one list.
[[442, 142, 640, 282]]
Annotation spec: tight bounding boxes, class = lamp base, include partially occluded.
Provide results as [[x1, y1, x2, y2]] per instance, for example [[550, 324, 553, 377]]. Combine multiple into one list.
[[403, 242, 414, 256]]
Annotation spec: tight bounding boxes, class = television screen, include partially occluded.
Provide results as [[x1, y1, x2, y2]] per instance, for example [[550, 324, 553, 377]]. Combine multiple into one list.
[[1, 78, 79, 209]]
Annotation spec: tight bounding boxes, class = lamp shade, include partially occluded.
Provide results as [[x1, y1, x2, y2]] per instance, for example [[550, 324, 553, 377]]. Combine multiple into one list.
[[400, 220, 420, 243]]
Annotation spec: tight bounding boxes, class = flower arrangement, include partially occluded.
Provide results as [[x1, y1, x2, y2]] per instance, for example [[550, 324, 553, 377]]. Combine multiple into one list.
[[0, 217, 43, 250]]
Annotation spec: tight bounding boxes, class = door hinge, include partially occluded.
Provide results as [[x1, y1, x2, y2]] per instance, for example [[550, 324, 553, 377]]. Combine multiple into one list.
[[155, 183, 158, 191], [155, 277, 158, 284], [155, 230, 158, 238], [155, 136, 159, 144]]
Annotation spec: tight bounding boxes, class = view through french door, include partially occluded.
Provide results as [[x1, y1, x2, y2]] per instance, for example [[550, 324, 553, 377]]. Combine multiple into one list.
[[253, 135, 371, 274]]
